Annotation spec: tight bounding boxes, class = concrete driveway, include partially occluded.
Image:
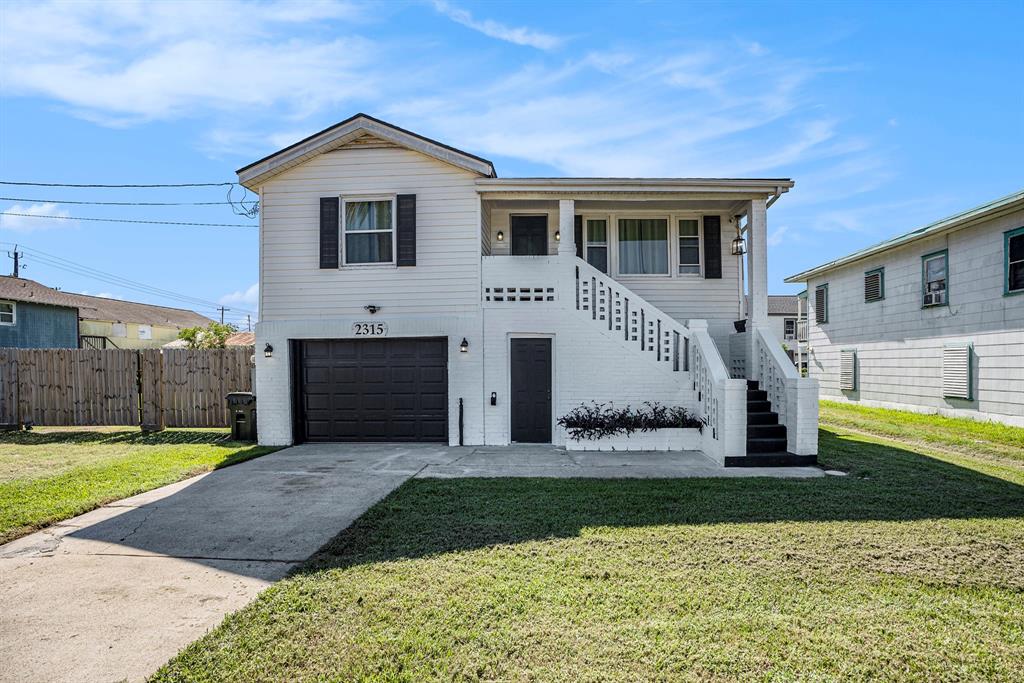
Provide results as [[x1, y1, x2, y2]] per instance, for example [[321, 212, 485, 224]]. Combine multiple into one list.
[[0, 444, 820, 683]]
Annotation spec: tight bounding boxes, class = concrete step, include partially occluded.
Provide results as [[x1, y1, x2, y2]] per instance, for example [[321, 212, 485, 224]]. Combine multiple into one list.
[[747, 411, 779, 426], [748, 423, 786, 439], [725, 452, 818, 467], [746, 437, 789, 453], [747, 400, 772, 413], [747, 389, 767, 401]]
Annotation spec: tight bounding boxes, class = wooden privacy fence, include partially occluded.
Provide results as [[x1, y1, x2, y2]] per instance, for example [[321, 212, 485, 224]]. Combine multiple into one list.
[[0, 347, 253, 430]]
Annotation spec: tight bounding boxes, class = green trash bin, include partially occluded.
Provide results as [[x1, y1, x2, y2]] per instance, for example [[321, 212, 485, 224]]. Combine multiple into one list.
[[226, 392, 257, 441]]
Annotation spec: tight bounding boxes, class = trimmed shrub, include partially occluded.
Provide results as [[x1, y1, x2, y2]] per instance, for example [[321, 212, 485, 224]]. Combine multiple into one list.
[[557, 402, 703, 441]]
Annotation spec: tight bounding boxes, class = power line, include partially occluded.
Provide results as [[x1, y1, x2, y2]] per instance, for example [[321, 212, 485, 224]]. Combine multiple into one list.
[[2, 243, 256, 315], [1, 196, 241, 207], [0, 212, 253, 228], [1, 180, 234, 188]]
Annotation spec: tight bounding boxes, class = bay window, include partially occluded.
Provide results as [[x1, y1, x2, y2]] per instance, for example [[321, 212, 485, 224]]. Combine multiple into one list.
[[343, 198, 394, 265], [617, 218, 668, 275]]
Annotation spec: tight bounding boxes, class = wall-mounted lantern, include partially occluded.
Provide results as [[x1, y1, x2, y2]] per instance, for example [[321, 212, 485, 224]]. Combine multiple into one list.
[[554, 230, 561, 241], [496, 230, 504, 241], [731, 235, 747, 256], [264, 343, 274, 358], [459, 337, 469, 353]]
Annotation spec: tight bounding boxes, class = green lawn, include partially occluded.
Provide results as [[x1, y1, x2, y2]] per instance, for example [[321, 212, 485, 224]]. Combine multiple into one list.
[[0, 428, 275, 544], [154, 409, 1024, 682]]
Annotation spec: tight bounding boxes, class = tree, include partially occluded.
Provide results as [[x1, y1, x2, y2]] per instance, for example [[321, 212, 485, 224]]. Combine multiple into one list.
[[177, 322, 237, 349]]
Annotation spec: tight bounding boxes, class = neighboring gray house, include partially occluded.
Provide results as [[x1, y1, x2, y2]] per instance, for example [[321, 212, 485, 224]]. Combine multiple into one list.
[[786, 190, 1024, 426], [746, 294, 801, 343], [0, 276, 80, 349]]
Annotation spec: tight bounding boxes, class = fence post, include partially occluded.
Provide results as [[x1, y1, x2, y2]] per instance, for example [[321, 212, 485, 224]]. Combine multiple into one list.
[[0, 349, 18, 429], [140, 349, 165, 432]]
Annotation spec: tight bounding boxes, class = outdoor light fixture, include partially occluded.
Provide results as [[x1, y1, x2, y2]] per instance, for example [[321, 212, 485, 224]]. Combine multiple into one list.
[[496, 230, 504, 241], [364, 304, 380, 314], [264, 343, 274, 358], [555, 230, 560, 241], [731, 235, 747, 256], [460, 337, 469, 353]]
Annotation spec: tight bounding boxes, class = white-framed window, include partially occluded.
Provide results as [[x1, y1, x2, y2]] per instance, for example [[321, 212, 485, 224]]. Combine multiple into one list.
[[922, 250, 948, 307], [342, 197, 395, 265], [112, 322, 127, 337], [784, 318, 797, 339], [678, 218, 701, 274], [585, 218, 608, 273], [0, 300, 15, 326], [138, 324, 152, 340], [617, 217, 669, 275]]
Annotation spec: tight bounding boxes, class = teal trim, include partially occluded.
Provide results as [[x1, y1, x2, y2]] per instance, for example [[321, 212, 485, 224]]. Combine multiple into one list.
[[1005, 226, 1024, 296], [815, 283, 829, 323], [921, 249, 949, 308], [864, 267, 885, 302]]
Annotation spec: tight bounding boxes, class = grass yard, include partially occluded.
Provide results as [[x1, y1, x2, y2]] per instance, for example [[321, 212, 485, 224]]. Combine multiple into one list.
[[154, 410, 1024, 682], [0, 428, 275, 544]]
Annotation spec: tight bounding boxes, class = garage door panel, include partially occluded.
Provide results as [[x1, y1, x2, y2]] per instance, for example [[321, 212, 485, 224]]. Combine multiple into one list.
[[298, 337, 448, 443]]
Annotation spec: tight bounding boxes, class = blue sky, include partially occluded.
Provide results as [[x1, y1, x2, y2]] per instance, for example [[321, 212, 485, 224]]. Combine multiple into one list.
[[1, 0, 1021, 326]]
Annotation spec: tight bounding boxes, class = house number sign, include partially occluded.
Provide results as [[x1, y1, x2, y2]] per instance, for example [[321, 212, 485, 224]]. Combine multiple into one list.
[[353, 321, 388, 336]]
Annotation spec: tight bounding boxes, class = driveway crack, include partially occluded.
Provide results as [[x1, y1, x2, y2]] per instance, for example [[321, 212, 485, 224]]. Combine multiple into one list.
[[118, 507, 156, 544]]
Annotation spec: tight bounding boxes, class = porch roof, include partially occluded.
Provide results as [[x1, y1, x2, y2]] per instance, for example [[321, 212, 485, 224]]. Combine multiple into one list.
[[476, 177, 794, 200]]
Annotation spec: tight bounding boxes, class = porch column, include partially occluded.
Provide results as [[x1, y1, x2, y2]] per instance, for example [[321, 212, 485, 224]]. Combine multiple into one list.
[[558, 199, 576, 257], [747, 197, 769, 327]]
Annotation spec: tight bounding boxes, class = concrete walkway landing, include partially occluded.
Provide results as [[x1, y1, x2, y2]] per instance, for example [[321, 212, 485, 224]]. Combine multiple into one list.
[[0, 444, 820, 683]]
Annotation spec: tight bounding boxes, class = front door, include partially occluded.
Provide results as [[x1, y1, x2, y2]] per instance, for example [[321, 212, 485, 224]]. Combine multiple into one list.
[[510, 215, 548, 255], [510, 338, 552, 443]]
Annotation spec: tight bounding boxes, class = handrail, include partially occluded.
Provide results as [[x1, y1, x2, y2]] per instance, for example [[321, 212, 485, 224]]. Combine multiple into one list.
[[574, 257, 689, 371], [753, 325, 818, 456], [689, 323, 745, 462]]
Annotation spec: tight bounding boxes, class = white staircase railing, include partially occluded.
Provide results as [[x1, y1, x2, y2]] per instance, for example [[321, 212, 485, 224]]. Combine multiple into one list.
[[753, 326, 819, 456], [690, 321, 747, 464], [574, 258, 688, 372]]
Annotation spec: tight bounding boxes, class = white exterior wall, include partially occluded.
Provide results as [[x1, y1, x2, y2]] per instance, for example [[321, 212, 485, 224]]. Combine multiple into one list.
[[805, 208, 1024, 425], [486, 203, 742, 348]]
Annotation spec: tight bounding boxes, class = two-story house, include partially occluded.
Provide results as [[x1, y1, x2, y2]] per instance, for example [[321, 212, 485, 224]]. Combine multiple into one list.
[[786, 190, 1024, 426], [239, 114, 818, 465]]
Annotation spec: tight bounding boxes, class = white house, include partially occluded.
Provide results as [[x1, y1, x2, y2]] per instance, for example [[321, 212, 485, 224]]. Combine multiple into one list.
[[239, 114, 818, 465], [786, 190, 1024, 426]]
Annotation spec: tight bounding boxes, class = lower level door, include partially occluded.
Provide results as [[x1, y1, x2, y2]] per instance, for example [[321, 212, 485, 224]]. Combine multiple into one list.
[[510, 338, 552, 443]]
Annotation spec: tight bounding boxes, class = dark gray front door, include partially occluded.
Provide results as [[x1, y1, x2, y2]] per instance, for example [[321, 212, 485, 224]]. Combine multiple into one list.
[[510, 338, 552, 443], [297, 337, 448, 442], [511, 215, 548, 255]]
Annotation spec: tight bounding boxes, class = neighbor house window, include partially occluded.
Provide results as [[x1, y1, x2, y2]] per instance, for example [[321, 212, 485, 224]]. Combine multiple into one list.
[[1006, 227, 1024, 294], [678, 219, 701, 274], [814, 284, 828, 324], [0, 301, 14, 325], [864, 267, 884, 302], [112, 322, 127, 337], [138, 324, 152, 340], [784, 318, 797, 339], [922, 250, 948, 306], [343, 198, 394, 265], [586, 219, 608, 273], [618, 218, 668, 275]]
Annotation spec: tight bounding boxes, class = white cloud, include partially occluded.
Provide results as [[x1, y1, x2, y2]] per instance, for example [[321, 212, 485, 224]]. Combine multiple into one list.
[[768, 226, 790, 247], [0, 203, 77, 232], [219, 283, 259, 309], [431, 0, 563, 50]]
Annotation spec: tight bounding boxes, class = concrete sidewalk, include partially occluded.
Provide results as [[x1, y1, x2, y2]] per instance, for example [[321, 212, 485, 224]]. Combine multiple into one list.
[[0, 444, 820, 683]]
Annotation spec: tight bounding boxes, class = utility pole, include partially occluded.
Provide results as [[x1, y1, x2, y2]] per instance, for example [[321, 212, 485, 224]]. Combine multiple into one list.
[[7, 246, 24, 277], [246, 314, 251, 332], [217, 306, 230, 324]]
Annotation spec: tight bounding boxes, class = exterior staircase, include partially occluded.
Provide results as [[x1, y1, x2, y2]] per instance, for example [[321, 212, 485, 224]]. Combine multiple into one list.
[[724, 380, 817, 467]]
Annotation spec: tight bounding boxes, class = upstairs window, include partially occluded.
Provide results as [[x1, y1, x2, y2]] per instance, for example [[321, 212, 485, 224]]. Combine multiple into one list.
[[864, 268, 884, 302], [343, 199, 394, 265], [678, 219, 701, 274], [784, 318, 796, 339], [618, 218, 668, 275], [922, 250, 948, 306], [814, 284, 828, 324], [586, 219, 608, 273], [1007, 227, 1024, 294], [0, 301, 14, 325]]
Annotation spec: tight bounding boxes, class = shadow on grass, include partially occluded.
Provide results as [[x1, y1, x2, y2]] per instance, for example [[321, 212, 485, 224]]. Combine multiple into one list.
[[0, 428, 241, 446], [301, 429, 1024, 574]]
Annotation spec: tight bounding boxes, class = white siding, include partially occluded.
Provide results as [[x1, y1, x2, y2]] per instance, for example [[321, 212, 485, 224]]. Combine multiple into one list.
[[259, 146, 482, 320], [805, 208, 1024, 425]]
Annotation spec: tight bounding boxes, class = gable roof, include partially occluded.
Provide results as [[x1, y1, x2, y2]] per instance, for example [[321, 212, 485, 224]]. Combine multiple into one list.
[[237, 113, 497, 189], [785, 189, 1024, 283], [0, 277, 213, 328]]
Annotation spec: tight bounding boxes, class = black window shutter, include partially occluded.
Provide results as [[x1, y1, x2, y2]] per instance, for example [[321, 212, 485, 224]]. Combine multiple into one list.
[[574, 215, 583, 259], [319, 197, 339, 269], [396, 194, 416, 266], [703, 216, 722, 279]]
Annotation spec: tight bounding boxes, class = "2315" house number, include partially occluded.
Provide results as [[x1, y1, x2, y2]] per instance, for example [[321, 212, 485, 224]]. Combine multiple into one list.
[[352, 322, 387, 336]]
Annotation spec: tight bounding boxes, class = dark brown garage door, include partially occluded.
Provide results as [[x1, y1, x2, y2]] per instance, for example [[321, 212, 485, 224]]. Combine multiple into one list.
[[296, 337, 448, 442]]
